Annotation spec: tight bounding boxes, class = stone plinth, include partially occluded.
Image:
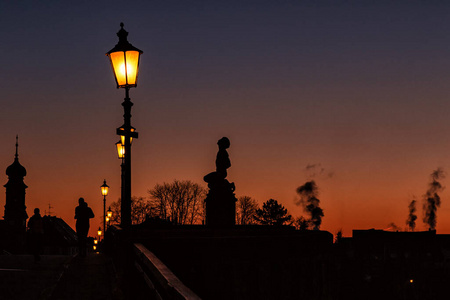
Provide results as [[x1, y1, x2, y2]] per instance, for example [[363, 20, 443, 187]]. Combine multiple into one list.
[[205, 180, 236, 227]]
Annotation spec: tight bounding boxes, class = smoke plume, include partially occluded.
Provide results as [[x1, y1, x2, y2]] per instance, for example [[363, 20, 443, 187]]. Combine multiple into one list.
[[305, 163, 334, 179], [295, 180, 324, 230], [386, 222, 401, 232], [423, 168, 445, 230], [406, 199, 417, 231]]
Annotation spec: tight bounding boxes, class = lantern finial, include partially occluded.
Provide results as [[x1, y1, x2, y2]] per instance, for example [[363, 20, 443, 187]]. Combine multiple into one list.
[[117, 23, 129, 44]]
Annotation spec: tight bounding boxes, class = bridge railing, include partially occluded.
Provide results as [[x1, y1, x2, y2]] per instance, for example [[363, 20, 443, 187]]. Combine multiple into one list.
[[133, 243, 201, 300]]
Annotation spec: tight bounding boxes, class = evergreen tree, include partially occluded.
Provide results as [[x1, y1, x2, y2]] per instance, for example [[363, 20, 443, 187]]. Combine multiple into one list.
[[255, 199, 292, 226]]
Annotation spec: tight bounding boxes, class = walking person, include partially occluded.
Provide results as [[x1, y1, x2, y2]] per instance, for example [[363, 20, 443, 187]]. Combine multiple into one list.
[[28, 208, 44, 262], [75, 198, 94, 257]]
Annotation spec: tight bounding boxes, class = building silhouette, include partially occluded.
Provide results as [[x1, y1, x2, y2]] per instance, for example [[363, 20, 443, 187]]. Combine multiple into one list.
[[0, 137, 28, 253], [4, 136, 28, 231], [0, 137, 77, 254]]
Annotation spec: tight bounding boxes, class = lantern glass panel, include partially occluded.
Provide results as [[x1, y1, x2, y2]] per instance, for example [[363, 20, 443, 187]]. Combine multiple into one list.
[[116, 142, 125, 159], [109, 50, 140, 87], [101, 186, 109, 196], [125, 50, 140, 86], [109, 52, 127, 87]]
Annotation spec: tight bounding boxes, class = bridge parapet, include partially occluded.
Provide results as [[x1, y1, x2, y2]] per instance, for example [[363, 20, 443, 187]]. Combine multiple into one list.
[[134, 243, 201, 300]]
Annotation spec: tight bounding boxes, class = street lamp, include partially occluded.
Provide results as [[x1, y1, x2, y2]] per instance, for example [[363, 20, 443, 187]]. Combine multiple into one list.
[[98, 227, 102, 242], [107, 207, 113, 227], [106, 23, 142, 228], [100, 180, 109, 236]]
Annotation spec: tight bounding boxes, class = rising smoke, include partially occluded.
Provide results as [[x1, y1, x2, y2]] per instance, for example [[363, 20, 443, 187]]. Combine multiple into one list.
[[295, 180, 324, 230], [406, 199, 417, 231], [386, 222, 401, 232], [304, 163, 334, 179], [423, 168, 445, 231]]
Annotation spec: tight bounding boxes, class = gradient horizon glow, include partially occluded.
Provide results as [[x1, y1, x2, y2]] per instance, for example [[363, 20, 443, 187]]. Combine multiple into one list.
[[2, 1, 450, 237]]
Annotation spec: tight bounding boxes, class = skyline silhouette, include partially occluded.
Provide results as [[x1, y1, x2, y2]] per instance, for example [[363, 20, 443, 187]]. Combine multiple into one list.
[[2, 1, 450, 236]]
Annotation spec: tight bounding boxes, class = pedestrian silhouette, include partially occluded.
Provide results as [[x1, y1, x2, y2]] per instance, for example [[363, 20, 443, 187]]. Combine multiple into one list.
[[27, 208, 44, 262], [74, 198, 94, 257]]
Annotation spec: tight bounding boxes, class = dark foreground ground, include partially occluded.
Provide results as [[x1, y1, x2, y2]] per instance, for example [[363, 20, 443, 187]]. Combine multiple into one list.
[[0, 255, 71, 300], [0, 253, 131, 300]]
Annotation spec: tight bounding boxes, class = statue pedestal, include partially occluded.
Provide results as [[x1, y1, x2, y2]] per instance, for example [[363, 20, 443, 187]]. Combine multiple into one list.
[[205, 180, 236, 227]]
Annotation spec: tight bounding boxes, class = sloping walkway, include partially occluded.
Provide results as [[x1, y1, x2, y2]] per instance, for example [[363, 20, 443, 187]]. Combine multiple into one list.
[[0, 254, 71, 300], [50, 253, 121, 300]]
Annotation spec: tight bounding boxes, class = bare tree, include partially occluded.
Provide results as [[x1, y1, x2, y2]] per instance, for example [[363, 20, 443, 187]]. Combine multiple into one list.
[[236, 196, 258, 225], [110, 196, 157, 225], [148, 180, 206, 225]]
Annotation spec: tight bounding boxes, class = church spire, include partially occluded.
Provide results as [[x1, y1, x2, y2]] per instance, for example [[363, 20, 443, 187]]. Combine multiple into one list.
[[15, 135, 18, 160], [4, 135, 28, 236], [6, 136, 26, 179]]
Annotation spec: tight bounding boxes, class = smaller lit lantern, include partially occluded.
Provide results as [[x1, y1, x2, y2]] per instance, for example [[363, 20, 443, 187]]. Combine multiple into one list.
[[101, 180, 109, 196], [98, 227, 102, 237], [93, 245, 97, 251], [94, 238, 98, 245], [106, 23, 143, 89], [106, 216, 110, 223], [117, 125, 136, 145], [116, 141, 125, 159], [107, 207, 113, 219]]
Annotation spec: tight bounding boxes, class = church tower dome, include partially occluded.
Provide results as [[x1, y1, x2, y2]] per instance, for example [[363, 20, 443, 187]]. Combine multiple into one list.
[[4, 135, 28, 231], [6, 140, 27, 179]]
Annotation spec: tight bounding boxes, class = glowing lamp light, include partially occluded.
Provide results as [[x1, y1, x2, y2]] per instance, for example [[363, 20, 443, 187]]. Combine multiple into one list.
[[106, 216, 110, 222], [410, 279, 414, 283], [107, 207, 113, 219], [106, 23, 143, 89], [93, 245, 97, 251], [101, 180, 109, 196], [116, 141, 125, 159], [117, 126, 136, 145], [94, 238, 98, 245], [98, 227, 102, 236]]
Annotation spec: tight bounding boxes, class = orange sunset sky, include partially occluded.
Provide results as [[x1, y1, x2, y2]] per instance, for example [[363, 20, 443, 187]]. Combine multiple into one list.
[[2, 1, 450, 237]]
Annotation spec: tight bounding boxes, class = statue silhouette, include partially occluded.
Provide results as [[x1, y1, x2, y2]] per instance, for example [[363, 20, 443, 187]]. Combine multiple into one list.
[[204, 137, 236, 227], [204, 137, 235, 190]]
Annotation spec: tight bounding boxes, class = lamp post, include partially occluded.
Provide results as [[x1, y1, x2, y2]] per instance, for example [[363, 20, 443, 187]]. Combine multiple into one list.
[[115, 140, 125, 225], [100, 180, 109, 235], [107, 23, 143, 228]]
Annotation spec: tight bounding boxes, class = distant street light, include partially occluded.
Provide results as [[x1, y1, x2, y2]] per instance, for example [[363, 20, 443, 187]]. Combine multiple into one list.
[[106, 23, 142, 228], [98, 227, 102, 241], [107, 207, 113, 227], [100, 180, 109, 236]]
